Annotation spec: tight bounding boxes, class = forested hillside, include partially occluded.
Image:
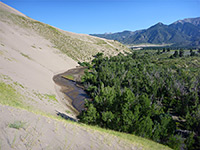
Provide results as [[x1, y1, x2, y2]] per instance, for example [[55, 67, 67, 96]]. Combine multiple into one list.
[[78, 50, 200, 150]]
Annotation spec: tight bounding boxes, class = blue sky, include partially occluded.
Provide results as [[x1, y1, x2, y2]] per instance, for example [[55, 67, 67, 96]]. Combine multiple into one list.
[[2, 0, 200, 34]]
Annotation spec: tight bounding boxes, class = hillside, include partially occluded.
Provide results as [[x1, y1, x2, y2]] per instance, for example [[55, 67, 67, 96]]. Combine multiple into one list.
[[0, 2, 172, 150], [91, 17, 200, 48]]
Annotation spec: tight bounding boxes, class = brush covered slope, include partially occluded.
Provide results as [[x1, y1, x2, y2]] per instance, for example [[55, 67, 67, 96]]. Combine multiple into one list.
[[0, 2, 171, 150]]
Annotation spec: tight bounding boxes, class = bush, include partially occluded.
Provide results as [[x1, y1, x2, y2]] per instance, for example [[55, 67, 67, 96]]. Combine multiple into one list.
[[9, 121, 26, 129], [167, 135, 185, 150]]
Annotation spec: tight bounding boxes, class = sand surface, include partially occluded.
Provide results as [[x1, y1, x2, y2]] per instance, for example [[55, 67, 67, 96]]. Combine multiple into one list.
[[0, 104, 139, 150]]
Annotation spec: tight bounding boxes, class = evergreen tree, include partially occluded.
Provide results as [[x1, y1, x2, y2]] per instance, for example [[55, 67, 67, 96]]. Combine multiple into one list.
[[179, 49, 184, 57], [190, 49, 195, 56], [173, 50, 178, 57], [162, 48, 166, 53], [157, 49, 161, 55]]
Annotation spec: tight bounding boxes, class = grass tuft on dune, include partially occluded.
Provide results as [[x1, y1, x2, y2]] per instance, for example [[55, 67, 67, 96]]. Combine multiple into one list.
[[0, 82, 25, 108]]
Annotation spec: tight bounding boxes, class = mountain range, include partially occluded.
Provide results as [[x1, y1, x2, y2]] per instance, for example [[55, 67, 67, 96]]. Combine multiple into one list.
[[91, 17, 200, 48]]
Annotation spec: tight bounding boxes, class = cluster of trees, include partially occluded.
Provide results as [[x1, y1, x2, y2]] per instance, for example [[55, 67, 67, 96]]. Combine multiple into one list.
[[155, 48, 200, 58], [78, 51, 200, 149], [157, 48, 171, 54], [170, 49, 184, 58], [170, 49, 200, 58]]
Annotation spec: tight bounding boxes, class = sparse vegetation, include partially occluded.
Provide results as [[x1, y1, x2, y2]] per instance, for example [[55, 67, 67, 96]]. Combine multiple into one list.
[[44, 94, 58, 102], [65, 110, 72, 114], [20, 52, 32, 60], [96, 39, 107, 45], [14, 81, 24, 89], [0, 81, 25, 108], [31, 45, 36, 48], [0, 11, 128, 61], [62, 75, 74, 81], [80, 123, 171, 150], [10, 134, 17, 148], [33, 91, 58, 102], [8, 121, 26, 129]]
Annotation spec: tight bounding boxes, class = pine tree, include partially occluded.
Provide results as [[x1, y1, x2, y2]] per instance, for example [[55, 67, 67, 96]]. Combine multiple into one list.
[[179, 49, 184, 57], [173, 51, 178, 57], [190, 49, 195, 56], [157, 49, 161, 55], [163, 48, 166, 53]]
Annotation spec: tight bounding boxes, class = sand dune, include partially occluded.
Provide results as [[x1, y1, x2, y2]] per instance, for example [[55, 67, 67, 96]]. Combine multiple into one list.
[[0, 2, 79, 118]]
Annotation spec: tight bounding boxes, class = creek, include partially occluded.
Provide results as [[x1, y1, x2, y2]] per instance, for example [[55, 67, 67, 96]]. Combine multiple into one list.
[[53, 69, 90, 112]]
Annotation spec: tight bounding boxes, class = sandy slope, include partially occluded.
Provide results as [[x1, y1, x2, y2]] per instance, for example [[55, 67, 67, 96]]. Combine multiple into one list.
[[0, 104, 139, 150], [0, 2, 79, 117]]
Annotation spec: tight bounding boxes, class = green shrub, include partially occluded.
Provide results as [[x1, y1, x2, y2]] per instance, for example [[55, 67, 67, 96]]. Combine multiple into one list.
[[9, 121, 26, 129]]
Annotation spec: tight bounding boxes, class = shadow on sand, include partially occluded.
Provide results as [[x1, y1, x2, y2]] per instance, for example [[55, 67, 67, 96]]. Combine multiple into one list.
[[56, 111, 77, 122]]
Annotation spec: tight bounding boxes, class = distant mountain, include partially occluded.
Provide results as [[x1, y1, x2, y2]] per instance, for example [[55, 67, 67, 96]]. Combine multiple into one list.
[[91, 17, 200, 48], [174, 17, 200, 27]]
